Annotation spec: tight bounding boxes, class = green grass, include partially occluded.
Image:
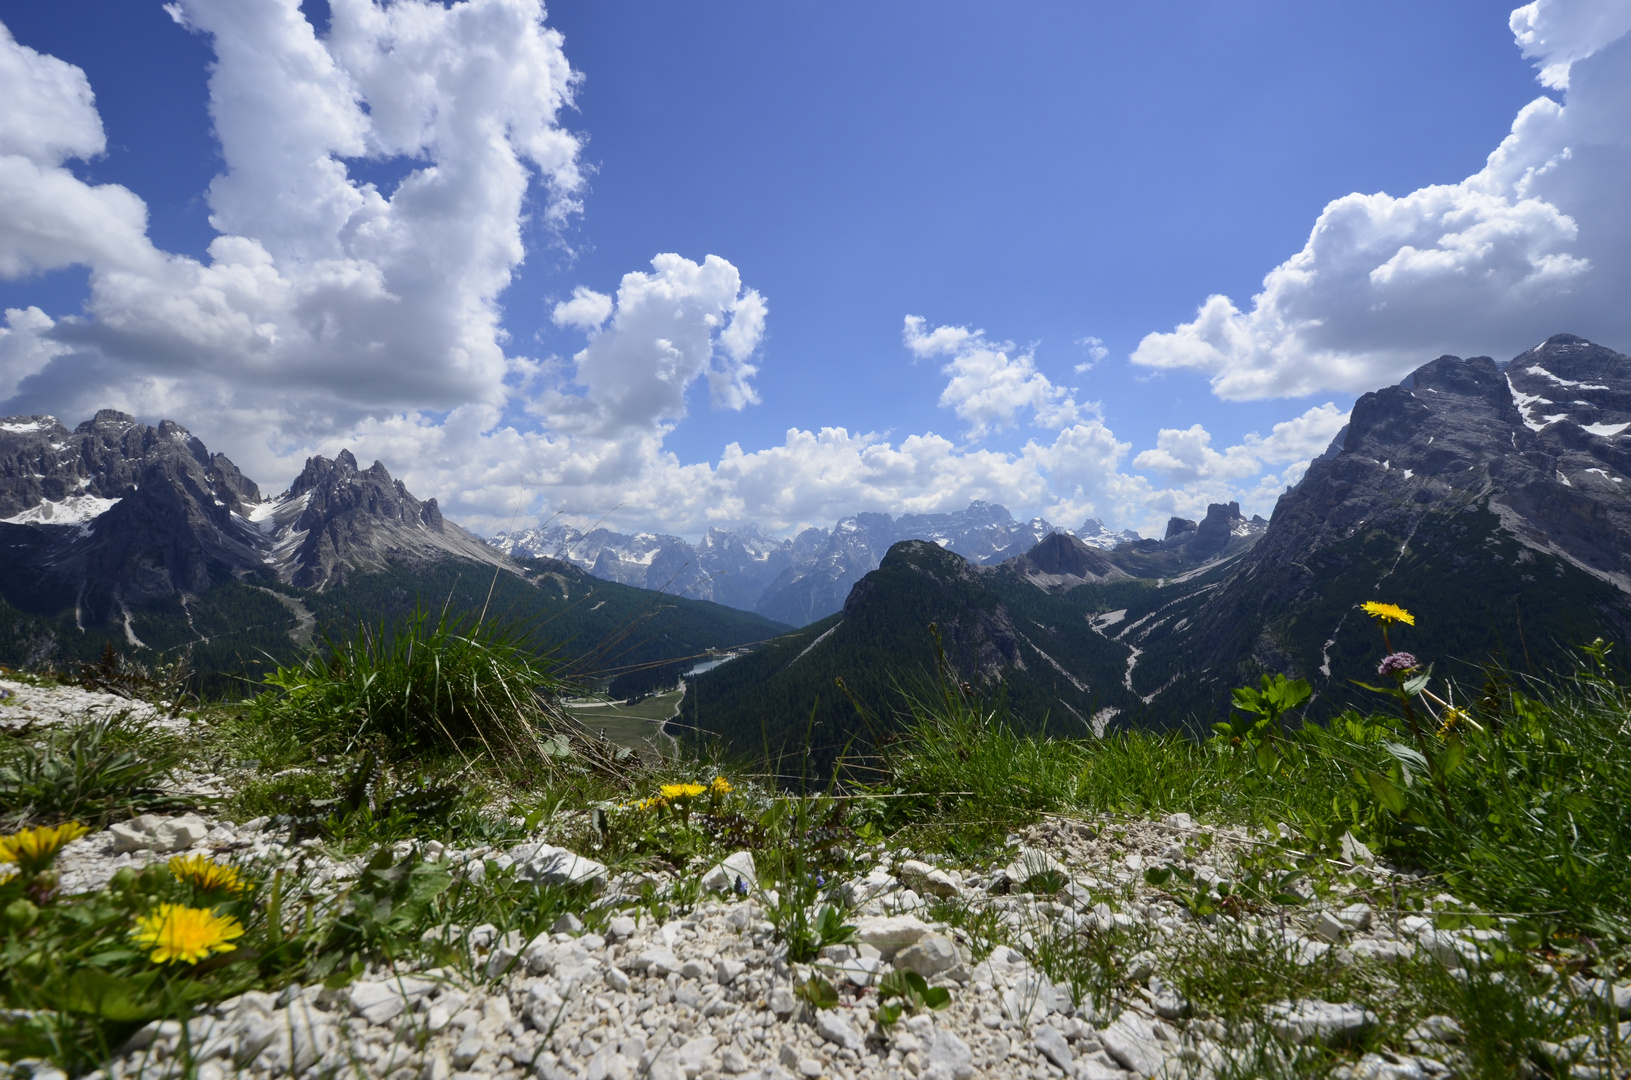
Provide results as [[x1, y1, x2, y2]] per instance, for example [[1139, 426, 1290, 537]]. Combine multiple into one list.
[[843, 639, 1631, 950], [248, 603, 568, 768]]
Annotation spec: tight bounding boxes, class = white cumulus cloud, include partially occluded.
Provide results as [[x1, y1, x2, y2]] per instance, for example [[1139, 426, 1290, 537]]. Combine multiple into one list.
[[1132, 0, 1631, 400], [551, 286, 613, 331], [541, 254, 766, 437], [904, 315, 1081, 439], [1133, 403, 1346, 485], [2, 0, 584, 446]]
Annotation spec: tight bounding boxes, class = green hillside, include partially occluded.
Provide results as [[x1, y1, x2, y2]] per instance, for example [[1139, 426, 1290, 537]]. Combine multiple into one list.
[[676, 540, 1150, 776], [0, 554, 789, 699], [1126, 501, 1631, 726]]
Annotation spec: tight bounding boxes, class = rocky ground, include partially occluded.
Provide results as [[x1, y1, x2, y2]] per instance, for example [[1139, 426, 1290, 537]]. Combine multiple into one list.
[[0, 679, 172, 734], [5, 681, 1629, 1080]]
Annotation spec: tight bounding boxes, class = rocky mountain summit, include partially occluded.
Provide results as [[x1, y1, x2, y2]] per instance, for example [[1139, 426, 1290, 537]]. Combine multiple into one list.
[[0, 412, 506, 629], [1108, 503, 1267, 580], [1125, 334, 1631, 701], [1001, 532, 1133, 594], [269, 449, 506, 590]]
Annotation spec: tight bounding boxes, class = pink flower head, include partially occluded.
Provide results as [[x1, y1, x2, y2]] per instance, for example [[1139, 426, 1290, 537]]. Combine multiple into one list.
[[1377, 652, 1418, 677]]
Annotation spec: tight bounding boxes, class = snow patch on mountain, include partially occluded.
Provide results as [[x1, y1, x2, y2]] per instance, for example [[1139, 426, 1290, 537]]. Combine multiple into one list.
[[1, 494, 121, 526]]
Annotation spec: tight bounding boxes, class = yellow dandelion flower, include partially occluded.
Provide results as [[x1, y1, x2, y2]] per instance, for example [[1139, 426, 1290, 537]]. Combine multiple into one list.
[[1360, 601, 1415, 626], [631, 796, 669, 812], [709, 776, 732, 796], [0, 821, 90, 874], [131, 904, 245, 965], [660, 783, 707, 800], [168, 854, 247, 895]]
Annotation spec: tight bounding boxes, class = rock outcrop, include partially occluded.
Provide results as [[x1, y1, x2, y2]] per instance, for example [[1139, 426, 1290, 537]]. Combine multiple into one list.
[[1106, 501, 1267, 579]]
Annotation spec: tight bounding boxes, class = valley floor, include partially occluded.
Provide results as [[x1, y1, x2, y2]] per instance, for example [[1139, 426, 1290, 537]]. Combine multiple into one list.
[[563, 691, 683, 760]]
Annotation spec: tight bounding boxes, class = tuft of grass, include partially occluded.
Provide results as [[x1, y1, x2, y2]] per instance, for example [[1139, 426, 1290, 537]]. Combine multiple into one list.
[[0, 713, 194, 830], [249, 604, 568, 767], [845, 681, 1086, 855], [229, 765, 338, 821]]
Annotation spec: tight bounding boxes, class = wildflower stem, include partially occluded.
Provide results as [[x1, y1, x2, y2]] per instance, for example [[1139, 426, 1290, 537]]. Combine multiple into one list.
[[1395, 678, 1454, 818]]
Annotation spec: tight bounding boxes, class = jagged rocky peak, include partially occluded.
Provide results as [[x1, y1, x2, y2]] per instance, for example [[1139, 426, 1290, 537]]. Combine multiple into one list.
[[269, 448, 504, 591], [0, 412, 514, 613], [285, 449, 444, 532], [1107, 501, 1265, 579], [0, 410, 273, 616], [1503, 334, 1631, 435], [0, 410, 260, 524], [1075, 517, 1141, 549], [1156, 333, 1631, 699], [1270, 334, 1631, 584]]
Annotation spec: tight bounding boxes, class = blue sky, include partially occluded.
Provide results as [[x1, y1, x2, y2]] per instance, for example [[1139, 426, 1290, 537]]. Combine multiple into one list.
[[1, 1, 1627, 538]]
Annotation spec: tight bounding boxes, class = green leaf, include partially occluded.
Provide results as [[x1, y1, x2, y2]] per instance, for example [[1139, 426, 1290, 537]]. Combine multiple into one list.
[[875, 1002, 903, 1026], [922, 985, 951, 1010], [1383, 741, 1429, 779], [1350, 680, 1401, 695], [61, 969, 161, 1022], [796, 975, 839, 1010], [1437, 733, 1466, 778], [1231, 687, 1265, 715], [1143, 866, 1173, 887], [1363, 770, 1408, 814], [1263, 675, 1312, 712], [1270, 892, 1307, 906], [879, 968, 927, 1001], [323, 953, 364, 989], [814, 905, 857, 948], [1402, 664, 1434, 696]]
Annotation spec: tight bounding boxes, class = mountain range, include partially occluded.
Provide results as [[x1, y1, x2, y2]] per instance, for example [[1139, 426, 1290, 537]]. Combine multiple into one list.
[[6, 332, 1628, 757], [0, 412, 785, 691], [679, 334, 1631, 771], [488, 505, 1140, 626]]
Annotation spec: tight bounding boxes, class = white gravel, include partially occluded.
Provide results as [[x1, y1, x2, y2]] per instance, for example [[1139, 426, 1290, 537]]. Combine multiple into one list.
[[0, 677, 180, 733]]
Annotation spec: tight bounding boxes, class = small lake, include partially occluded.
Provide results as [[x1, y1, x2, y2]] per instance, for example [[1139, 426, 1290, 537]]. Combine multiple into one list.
[[682, 652, 744, 677]]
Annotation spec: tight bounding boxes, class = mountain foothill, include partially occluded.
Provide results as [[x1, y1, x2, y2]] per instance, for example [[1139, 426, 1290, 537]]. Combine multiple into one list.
[[3, 334, 1629, 758]]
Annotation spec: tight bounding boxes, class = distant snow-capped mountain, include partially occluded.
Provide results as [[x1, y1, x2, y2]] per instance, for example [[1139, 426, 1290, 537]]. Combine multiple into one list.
[[489, 499, 1136, 626], [1075, 517, 1143, 550]]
